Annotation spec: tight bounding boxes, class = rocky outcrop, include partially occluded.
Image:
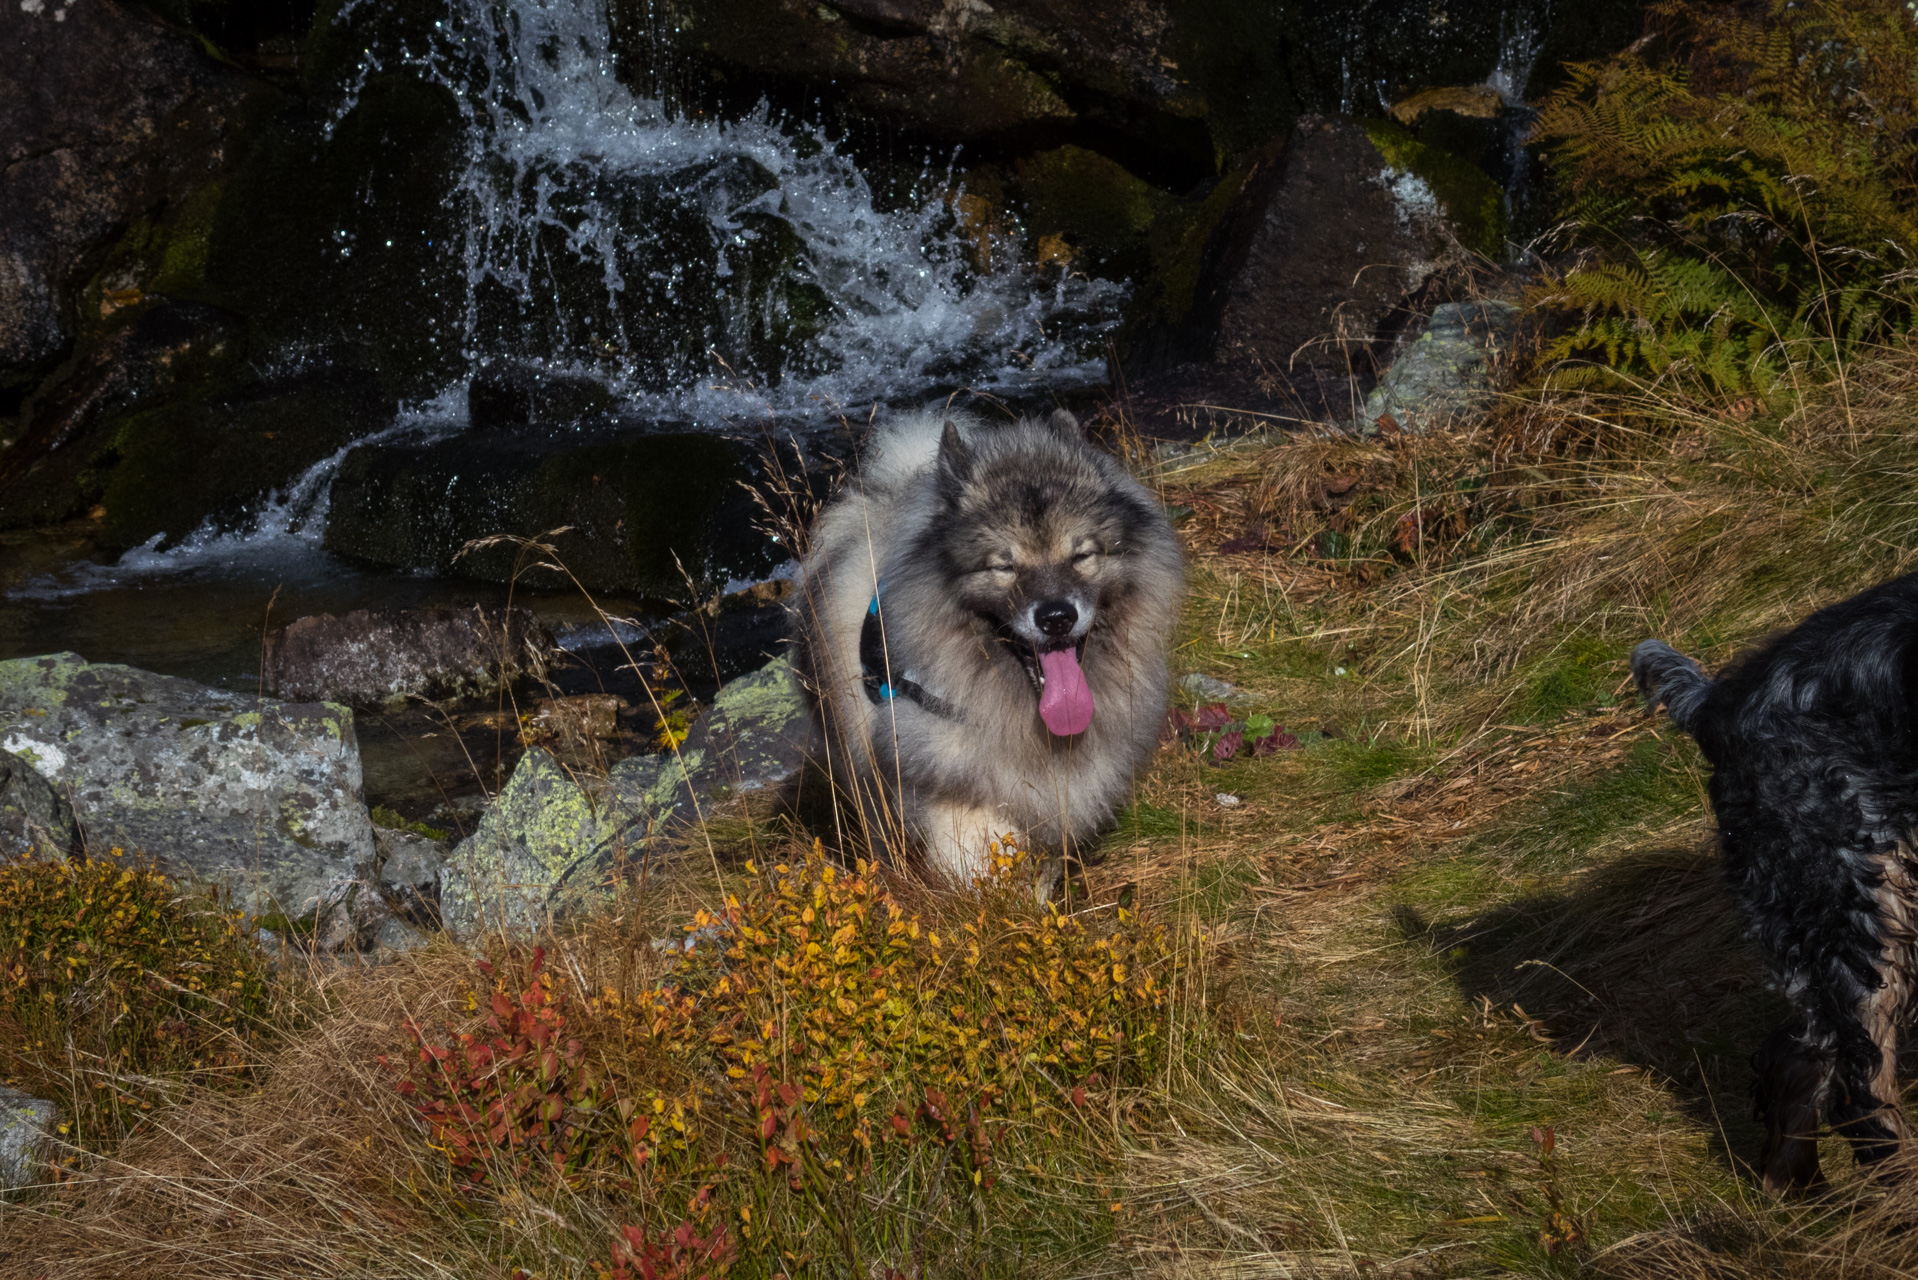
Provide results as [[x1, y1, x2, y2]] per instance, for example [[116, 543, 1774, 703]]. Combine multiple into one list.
[[1362, 300, 1521, 433], [262, 606, 557, 710], [374, 822, 447, 929], [323, 426, 780, 597], [437, 655, 808, 938], [1137, 116, 1505, 404], [0, 653, 375, 922], [0, 0, 258, 384], [627, 0, 1204, 158], [0, 1086, 58, 1193], [0, 745, 80, 857]]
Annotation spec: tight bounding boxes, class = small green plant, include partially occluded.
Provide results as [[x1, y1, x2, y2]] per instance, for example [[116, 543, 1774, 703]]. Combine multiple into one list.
[[0, 849, 275, 1144], [1165, 703, 1302, 760], [370, 805, 451, 842], [1529, 0, 1918, 395]]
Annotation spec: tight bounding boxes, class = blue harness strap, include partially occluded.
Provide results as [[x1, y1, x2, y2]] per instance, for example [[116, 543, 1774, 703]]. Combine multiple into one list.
[[860, 584, 951, 716]]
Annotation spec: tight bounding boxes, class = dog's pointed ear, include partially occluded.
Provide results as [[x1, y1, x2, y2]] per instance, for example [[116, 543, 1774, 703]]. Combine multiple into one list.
[[937, 420, 975, 498], [1047, 408, 1082, 438]]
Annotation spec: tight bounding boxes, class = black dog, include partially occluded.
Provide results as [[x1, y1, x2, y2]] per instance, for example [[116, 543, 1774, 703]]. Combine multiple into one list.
[[1635, 574, 1918, 1192]]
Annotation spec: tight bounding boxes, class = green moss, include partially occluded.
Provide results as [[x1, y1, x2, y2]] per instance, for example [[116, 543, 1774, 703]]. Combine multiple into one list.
[[1140, 152, 1258, 329], [1519, 638, 1624, 722], [371, 805, 450, 842], [152, 178, 227, 296], [1014, 145, 1179, 270], [1361, 119, 1507, 258]]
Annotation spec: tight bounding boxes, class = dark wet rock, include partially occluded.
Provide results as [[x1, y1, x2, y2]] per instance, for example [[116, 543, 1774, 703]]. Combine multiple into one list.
[[1362, 300, 1521, 433], [468, 363, 620, 433], [0, 745, 80, 858], [0, 652, 376, 922], [0, 1085, 58, 1193], [0, 0, 259, 384], [324, 427, 776, 597], [666, 578, 796, 687], [628, 0, 1198, 152], [0, 302, 240, 531], [262, 606, 558, 710], [1128, 115, 1504, 421], [374, 823, 446, 928]]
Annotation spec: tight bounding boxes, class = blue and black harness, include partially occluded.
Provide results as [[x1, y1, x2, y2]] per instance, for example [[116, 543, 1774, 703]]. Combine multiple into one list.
[[859, 583, 951, 715]]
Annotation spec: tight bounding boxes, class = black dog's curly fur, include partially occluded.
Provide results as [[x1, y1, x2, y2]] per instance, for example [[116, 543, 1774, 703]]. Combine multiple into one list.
[[1635, 573, 1918, 1191]]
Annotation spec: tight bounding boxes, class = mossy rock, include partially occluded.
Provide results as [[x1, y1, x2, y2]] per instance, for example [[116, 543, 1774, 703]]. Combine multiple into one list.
[[1361, 118, 1507, 260], [96, 362, 385, 550], [1013, 145, 1180, 273]]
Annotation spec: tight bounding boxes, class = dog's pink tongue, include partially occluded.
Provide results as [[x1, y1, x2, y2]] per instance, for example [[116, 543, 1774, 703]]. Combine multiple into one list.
[[1038, 647, 1095, 737]]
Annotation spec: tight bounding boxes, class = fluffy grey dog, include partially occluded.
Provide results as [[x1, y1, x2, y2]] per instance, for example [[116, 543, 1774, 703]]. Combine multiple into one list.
[[791, 408, 1183, 884]]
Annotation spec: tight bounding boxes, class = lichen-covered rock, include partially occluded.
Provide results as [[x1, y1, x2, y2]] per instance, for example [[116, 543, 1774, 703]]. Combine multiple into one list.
[[0, 1085, 59, 1193], [595, 746, 705, 866], [0, 653, 375, 922], [438, 748, 600, 939], [440, 656, 812, 937], [1362, 301, 1520, 433], [683, 655, 807, 796], [0, 745, 79, 857], [262, 606, 557, 710]]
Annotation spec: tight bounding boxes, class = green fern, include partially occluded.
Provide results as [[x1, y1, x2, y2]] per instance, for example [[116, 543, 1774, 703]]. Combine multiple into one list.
[[1529, 0, 1918, 396]]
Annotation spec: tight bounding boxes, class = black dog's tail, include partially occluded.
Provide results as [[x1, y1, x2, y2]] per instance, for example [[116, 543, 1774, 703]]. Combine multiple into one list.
[[1631, 638, 1711, 734]]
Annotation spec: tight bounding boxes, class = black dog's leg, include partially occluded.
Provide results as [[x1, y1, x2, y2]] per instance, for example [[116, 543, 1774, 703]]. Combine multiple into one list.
[[1825, 849, 1918, 1175], [1753, 1017, 1833, 1194], [1727, 789, 1918, 1189]]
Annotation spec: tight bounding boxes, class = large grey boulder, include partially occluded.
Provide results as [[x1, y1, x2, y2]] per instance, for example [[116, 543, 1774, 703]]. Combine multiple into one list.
[[0, 745, 80, 857], [0, 1085, 59, 1193], [1362, 300, 1520, 433], [262, 606, 557, 710], [0, 653, 376, 922]]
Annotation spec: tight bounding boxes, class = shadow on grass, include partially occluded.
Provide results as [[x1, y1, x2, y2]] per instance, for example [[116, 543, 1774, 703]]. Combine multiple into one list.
[[1403, 842, 1787, 1181]]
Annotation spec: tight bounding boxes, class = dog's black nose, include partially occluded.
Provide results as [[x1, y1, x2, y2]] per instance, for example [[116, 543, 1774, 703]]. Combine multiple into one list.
[[1035, 600, 1077, 638]]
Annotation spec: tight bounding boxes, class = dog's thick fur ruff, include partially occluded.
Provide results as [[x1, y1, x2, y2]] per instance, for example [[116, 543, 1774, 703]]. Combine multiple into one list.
[[792, 408, 1183, 883], [1635, 573, 1918, 1191]]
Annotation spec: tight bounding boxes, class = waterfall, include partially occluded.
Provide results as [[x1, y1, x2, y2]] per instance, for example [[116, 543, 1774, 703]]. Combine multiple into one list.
[[328, 0, 1124, 420]]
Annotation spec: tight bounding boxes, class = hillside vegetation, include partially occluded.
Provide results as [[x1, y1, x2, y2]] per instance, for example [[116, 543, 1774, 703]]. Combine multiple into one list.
[[10, 1, 1918, 1275]]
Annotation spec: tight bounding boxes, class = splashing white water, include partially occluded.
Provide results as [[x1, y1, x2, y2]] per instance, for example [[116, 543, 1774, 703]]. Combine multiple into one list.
[[330, 0, 1123, 415], [8, 393, 469, 599]]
